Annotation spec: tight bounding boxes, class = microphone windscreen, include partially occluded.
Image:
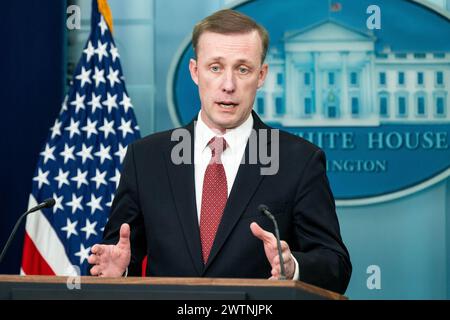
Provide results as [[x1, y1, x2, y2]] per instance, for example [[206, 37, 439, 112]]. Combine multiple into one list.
[[258, 204, 269, 213], [43, 198, 56, 208]]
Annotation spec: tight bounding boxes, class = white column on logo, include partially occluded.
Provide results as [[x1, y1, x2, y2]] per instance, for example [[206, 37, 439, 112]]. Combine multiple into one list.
[[264, 91, 275, 119], [341, 52, 349, 119], [313, 52, 322, 120], [425, 68, 433, 121], [361, 65, 367, 117], [364, 60, 371, 118], [292, 66, 299, 118], [265, 91, 273, 119], [389, 69, 395, 120], [285, 52, 294, 118], [369, 52, 377, 117]]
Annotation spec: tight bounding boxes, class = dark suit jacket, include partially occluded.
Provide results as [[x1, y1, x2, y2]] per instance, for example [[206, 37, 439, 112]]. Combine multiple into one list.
[[102, 112, 352, 294]]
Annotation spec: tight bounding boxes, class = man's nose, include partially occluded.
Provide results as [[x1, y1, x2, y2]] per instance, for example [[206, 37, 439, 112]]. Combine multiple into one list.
[[221, 70, 236, 93]]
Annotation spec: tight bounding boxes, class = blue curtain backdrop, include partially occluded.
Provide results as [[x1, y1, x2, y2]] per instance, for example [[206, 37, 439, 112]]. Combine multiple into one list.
[[0, 1, 66, 274]]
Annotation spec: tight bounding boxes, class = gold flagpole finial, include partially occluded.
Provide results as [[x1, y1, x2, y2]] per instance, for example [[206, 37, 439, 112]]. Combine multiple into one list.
[[97, 0, 114, 34]]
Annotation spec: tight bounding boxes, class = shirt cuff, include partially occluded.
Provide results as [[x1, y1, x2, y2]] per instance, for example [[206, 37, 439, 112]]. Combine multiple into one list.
[[123, 267, 128, 277], [291, 254, 300, 280]]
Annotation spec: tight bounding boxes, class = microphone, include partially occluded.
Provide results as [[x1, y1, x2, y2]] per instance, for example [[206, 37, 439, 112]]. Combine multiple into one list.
[[0, 198, 55, 265], [258, 204, 286, 280]]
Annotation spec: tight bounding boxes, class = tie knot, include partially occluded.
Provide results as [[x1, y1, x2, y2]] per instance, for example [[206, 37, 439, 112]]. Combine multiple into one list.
[[208, 136, 227, 160]]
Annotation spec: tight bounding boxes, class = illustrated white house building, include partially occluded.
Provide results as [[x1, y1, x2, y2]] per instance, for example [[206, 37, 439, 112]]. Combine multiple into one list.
[[257, 20, 450, 127]]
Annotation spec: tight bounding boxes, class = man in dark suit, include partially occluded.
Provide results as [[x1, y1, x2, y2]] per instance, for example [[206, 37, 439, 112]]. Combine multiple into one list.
[[88, 9, 351, 294]]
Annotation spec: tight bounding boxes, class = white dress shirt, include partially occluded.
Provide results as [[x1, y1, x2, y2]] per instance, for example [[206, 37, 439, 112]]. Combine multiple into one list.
[[193, 111, 299, 280], [194, 110, 253, 222]]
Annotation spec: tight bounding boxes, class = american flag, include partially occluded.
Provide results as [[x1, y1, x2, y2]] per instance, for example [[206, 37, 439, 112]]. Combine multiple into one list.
[[21, 0, 140, 276]]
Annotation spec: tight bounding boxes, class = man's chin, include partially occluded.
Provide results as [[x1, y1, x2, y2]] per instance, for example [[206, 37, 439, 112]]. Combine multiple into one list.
[[203, 109, 249, 130], [212, 117, 243, 130]]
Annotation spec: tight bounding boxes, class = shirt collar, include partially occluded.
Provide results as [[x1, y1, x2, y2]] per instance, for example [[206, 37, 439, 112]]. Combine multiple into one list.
[[195, 110, 254, 152]]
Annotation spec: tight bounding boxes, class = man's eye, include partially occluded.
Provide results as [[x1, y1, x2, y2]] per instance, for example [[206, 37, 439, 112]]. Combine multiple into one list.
[[239, 67, 249, 74], [211, 66, 220, 72]]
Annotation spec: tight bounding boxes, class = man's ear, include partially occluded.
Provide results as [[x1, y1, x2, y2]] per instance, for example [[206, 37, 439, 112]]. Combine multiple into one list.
[[189, 58, 199, 85], [257, 63, 269, 89]]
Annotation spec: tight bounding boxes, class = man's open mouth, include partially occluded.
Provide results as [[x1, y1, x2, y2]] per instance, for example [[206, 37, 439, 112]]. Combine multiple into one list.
[[217, 101, 238, 109]]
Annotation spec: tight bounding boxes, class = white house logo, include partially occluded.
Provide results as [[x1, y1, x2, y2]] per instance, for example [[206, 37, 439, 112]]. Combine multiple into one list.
[[168, 0, 450, 205]]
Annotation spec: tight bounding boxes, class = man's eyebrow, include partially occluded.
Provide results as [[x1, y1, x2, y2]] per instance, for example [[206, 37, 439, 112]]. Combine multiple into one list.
[[206, 57, 255, 66], [235, 58, 254, 65], [206, 56, 225, 63], [207, 57, 256, 67]]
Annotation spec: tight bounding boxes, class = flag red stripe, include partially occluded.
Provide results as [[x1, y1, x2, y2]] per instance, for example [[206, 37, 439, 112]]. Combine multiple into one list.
[[21, 232, 55, 275]]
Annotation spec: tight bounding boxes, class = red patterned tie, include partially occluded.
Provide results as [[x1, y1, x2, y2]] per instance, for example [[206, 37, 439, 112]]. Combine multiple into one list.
[[200, 137, 228, 264]]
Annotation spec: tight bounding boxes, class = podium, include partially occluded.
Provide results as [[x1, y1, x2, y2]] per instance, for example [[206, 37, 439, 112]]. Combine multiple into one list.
[[0, 275, 346, 300]]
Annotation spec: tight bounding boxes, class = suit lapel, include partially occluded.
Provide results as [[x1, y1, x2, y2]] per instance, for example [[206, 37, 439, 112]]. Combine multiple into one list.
[[164, 120, 204, 276], [204, 112, 272, 272]]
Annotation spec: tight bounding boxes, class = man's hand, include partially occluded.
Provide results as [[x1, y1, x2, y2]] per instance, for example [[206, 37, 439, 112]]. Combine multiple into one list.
[[250, 222, 295, 280], [88, 223, 131, 277]]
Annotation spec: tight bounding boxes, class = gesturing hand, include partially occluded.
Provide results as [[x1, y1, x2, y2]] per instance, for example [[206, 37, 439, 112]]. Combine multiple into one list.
[[88, 223, 131, 277], [250, 222, 295, 280]]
